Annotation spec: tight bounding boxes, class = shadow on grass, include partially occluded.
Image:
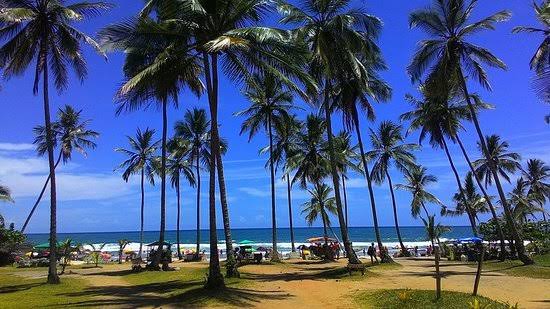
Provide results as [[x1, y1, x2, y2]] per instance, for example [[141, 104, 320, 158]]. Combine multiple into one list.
[[399, 270, 504, 278], [53, 280, 291, 307], [0, 282, 45, 294]]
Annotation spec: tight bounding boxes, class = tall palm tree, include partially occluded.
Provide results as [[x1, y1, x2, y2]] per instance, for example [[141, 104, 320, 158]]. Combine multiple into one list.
[[0, 0, 112, 283], [473, 135, 522, 188], [442, 172, 491, 226], [367, 121, 417, 255], [115, 128, 159, 258], [513, 1, 550, 103], [301, 183, 337, 250], [332, 132, 359, 227], [0, 185, 13, 202], [422, 215, 450, 248], [277, 0, 384, 264], [174, 108, 210, 259], [408, 0, 532, 264], [236, 72, 295, 261], [509, 178, 543, 224], [167, 138, 196, 260], [270, 115, 301, 253], [22, 105, 99, 232], [522, 159, 550, 221], [105, 16, 203, 269], [396, 165, 443, 219]]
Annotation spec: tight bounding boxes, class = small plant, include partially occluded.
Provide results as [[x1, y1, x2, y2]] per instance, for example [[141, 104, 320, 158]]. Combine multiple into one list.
[[469, 298, 493, 309], [397, 289, 412, 302], [505, 302, 519, 309]]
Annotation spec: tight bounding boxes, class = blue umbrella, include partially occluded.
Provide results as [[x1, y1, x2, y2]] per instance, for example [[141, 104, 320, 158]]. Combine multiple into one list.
[[458, 237, 483, 243]]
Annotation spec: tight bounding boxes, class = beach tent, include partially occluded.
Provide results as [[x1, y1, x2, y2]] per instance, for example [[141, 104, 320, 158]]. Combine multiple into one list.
[[239, 240, 254, 245]]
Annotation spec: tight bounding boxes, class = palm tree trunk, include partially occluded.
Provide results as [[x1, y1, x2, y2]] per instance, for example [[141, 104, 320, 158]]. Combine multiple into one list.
[[441, 137, 478, 236], [385, 170, 407, 256], [139, 168, 145, 259], [457, 68, 532, 265], [286, 174, 296, 253], [323, 86, 360, 264], [153, 97, 168, 270], [21, 150, 62, 233], [456, 135, 506, 261], [195, 147, 201, 259], [176, 178, 182, 260], [216, 152, 237, 277], [342, 176, 349, 227], [352, 109, 389, 262], [267, 113, 280, 262], [420, 201, 430, 219], [203, 52, 224, 288], [43, 55, 59, 284]]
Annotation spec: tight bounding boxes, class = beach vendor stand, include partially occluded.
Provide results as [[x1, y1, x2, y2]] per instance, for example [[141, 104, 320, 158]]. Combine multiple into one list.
[[306, 237, 340, 260], [145, 241, 172, 270], [235, 240, 263, 264]]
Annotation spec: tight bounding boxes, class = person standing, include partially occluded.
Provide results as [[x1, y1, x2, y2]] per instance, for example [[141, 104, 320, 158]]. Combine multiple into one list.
[[367, 243, 378, 264]]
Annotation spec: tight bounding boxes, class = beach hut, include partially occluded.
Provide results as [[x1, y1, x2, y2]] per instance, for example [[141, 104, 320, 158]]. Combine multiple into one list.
[[144, 241, 172, 261]]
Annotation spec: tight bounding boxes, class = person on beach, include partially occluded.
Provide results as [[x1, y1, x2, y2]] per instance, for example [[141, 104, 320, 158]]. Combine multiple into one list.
[[367, 243, 378, 264]]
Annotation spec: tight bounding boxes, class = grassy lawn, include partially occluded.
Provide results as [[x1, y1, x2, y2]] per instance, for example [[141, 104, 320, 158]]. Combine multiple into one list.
[[472, 253, 550, 279], [354, 289, 511, 309]]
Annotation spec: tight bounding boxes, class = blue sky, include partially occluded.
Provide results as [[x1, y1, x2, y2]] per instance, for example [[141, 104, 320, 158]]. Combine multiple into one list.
[[0, 0, 549, 233]]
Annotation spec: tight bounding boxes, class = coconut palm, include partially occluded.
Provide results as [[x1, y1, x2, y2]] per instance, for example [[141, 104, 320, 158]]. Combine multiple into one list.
[[117, 239, 130, 264], [22, 105, 99, 232], [0, 185, 13, 202], [332, 132, 359, 227], [236, 72, 295, 261], [167, 138, 196, 260], [174, 108, 210, 259], [442, 172, 491, 226], [422, 215, 451, 248], [277, 0, 385, 264], [509, 178, 543, 224], [513, 1, 550, 103], [396, 165, 443, 219], [301, 183, 337, 249], [473, 135, 521, 188], [522, 159, 550, 221], [366, 121, 417, 255], [408, 0, 532, 264], [115, 128, 159, 258], [269, 115, 301, 252], [0, 0, 112, 283], [107, 16, 203, 269]]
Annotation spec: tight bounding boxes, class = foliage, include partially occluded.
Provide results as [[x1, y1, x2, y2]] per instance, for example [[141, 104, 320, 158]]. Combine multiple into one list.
[[0, 185, 13, 202], [0, 221, 25, 266], [301, 183, 337, 228], [396, 165, 443, 218], [473, 135, 521, 188]]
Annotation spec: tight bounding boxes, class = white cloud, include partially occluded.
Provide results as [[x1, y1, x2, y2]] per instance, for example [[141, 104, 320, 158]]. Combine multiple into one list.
[[0, 142, 35, 151]]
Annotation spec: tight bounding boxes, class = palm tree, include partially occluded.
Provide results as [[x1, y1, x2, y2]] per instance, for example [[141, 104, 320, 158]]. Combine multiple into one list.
[[442, 173, 491, 226], [513, 1, 550, 103], [408, 0, 532, 264], [332, 132, 359, 227], [396, 165, 443, 219], [117, 239, 130, 264], [509, 178, 543, 224], [106, 17, 203, 269], [116, 128, 159, 258], [0, 0, 112, 283], [167, 138, 196, 260], [236, 73, 295, 261], [522, 159, 550, 221], [0, 185, 13, 202], [174, 108, 210, 259], [270, 115, 301, 253], [301, 183, 338, 250], [473, 135, 522, 188], [367, 121, 417, 255], [22, 105, 99, 232], [422, 215, 451, 248], [277, 0, 384, 264]]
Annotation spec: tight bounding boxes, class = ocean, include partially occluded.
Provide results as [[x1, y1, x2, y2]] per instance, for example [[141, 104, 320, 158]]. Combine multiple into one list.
[[25, 226, 473, 254]]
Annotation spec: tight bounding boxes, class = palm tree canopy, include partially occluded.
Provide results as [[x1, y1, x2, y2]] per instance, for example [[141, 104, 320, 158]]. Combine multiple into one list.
[[443, 172, 491, 220], [513, 1, 550, 75], [473, 135, 521, 187], [408, 0, 511, 91], [34, 105, 99, 162], [366, 120, 417, 184], [301, 183, 337, 227], [0, 0, 112, 93], [522, 158, 550, 205], [396, 165, 444, 218], [166, 137, 196, 188], [267, 114, 301, 174], [174, 108, 210, 165], [115, 128, 160, 184], [0, 184, 14, 202], [508, 177, 544, 222], [332, 131, 360, 178], [236, 72, 295, 141]]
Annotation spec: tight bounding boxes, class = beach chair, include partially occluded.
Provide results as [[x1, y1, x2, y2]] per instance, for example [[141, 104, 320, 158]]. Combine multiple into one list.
[[131, 257, 143, 272], [347, 263, 366, 276]]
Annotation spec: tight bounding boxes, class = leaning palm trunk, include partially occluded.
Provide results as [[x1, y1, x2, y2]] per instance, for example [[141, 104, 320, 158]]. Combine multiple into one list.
[[203, 53, 224, 288], [441, 137, 478, 236], [385, 170, 407, 256], [457, 68, 532, 265], [342, 177, 349, 226], [286, 174, 296, 252], [353, 111, 390, 262], [456, 135, 506, 261], [44, 56, 60, 284], [267, 114, 280, 262], [195, 148, 201, 259], [139, 168, 145, 258], [216, 152, 238, 277], [323, 88, 360, 264], [176, 178, 182, 260], [21, 151, 62, 233]]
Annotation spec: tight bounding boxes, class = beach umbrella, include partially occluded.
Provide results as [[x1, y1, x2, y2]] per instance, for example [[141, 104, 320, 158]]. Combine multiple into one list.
[[239, 240, 254, 245], [458, 237, 483, 243], [34, 242, 62, 249]]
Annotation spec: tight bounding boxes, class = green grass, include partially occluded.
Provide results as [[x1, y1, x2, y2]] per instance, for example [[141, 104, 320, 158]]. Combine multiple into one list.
[[354, 289, 511, 309], [469, 253, 550, 279], [0, 274, 92, 308]]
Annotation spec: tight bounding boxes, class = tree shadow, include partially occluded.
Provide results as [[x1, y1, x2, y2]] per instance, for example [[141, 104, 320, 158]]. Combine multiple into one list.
[[398, 270, 504, 279], [52, 280, 291, 307], [0, 282, 45, 294]]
